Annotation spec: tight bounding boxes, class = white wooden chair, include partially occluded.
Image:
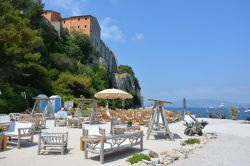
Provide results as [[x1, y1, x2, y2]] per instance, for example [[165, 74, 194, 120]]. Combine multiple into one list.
[[37, 132, 68, 155], [54, 110, 68, 126], [5, 121, 34, 149], [19, 114, 46, 130]]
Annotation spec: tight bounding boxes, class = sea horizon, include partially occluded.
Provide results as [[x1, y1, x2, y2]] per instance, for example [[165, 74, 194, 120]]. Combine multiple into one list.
[[165, 107, 250, 120]]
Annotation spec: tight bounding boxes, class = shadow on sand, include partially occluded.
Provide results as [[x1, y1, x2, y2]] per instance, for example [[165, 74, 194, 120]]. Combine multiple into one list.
[[88, 147, 146, 164]]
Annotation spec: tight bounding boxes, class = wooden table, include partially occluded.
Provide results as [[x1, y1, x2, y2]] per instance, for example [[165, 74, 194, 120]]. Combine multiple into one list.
[[0, 135, 7, 151], [80, 135, 102, 151]]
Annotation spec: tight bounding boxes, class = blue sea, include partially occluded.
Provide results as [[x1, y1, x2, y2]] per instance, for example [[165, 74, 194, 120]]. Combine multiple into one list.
[[165, 107, 250, 120]]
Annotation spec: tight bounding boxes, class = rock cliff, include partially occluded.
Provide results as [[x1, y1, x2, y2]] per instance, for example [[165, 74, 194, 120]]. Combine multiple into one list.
[[113, 72, 142, 107]]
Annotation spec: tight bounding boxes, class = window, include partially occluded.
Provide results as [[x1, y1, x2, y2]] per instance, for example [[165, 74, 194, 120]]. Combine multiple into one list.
[[44, 12, 47, 15], [78, 26, 80, 28], [78, 18, 80, 21], [85, 25, 87, 28], [63, 20, 65, 23], [85, 17, 87, 20]]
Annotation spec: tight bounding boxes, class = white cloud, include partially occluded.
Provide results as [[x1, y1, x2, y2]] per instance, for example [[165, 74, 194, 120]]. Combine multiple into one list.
[[132, 33, 144, 41], [100, 17, 125, 42], [44, 0, 87, 16]]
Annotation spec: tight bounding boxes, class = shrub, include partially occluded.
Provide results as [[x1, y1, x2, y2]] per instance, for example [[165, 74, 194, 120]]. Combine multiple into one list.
[[185, 138, 200, 145], [127, 153, 151, 164], [230, 106, 239, 117], [118, 65, 134, 75]]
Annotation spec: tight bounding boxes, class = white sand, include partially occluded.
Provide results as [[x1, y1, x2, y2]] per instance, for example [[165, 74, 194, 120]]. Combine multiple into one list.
[[0, 118, 250, 166], [172, 119, 250, 166]]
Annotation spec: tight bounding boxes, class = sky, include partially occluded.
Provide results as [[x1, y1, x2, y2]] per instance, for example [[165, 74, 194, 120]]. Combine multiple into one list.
[[42, 0, 250, 104]]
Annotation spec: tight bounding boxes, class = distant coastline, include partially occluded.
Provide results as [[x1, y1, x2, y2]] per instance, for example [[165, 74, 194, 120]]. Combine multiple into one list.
[[165, 107, 250, 120], [145, 98, 248, 108]]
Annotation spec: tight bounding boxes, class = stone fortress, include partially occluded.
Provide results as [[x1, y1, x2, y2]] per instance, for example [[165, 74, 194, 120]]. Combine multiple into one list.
[[42, 10, 143, 106], [42, 10, 118, 75]]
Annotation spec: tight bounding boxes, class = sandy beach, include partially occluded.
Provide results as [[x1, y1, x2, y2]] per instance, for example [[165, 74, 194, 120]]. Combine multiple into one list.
[[1, 118, 250, 166], [173, 119, 250, 166]]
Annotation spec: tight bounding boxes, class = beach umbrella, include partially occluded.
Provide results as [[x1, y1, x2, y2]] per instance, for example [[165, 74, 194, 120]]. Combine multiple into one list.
[[94, 88, 133, 100], [94, 88, 133, 133]]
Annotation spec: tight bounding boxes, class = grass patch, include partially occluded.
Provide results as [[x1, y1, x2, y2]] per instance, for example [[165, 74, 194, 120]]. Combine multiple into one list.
[[185, 138, 200, 145], [127, 153, 151, 164]]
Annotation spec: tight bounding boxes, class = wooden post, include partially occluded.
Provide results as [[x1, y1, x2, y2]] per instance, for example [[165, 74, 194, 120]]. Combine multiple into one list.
[[80, 136, 85, 151], [147, 103, 157, 140]]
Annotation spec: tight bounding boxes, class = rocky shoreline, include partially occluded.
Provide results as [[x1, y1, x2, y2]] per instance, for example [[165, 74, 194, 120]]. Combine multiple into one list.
[[129, 132, 218, 166]]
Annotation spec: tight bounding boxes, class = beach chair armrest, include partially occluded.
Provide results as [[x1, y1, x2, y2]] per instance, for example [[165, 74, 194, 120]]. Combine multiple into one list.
[[18, 127, 34, 135]]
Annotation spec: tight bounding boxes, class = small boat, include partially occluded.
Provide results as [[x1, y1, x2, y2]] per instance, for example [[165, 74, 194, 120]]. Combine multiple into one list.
[[244, 107, 250, 113], [207, 105, 225, 119], [219, 103, 225, 108]]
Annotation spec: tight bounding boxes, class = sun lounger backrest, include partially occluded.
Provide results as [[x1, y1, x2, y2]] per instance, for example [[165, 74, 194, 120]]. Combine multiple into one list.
[[56, 111, 68, 118], [0, 114, 10, 123], [7, 122, 33, 135], [84, 125, 99, 135], [184, 115, 196, 124], [99, 128, 105, 136], [41, 133, 68, 145]]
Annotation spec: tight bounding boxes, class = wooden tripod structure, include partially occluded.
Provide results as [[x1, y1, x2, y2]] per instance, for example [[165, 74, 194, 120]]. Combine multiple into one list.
[[147, 99, 174, 140], [77, 98, 99, 124]]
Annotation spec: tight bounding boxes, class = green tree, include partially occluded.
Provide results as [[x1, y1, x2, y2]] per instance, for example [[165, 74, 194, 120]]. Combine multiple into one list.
[[53, 72, 95, 100], [18, 62, 52, 94], [93, 65, 108, 91], [64, 31, 92, 64], [48, 53, 78, 72], [9, 0, 44, 28], [0, 0, 43, 83]]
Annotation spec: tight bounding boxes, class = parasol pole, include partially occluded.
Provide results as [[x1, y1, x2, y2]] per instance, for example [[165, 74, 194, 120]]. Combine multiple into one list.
[[183, 98, 186, 116]]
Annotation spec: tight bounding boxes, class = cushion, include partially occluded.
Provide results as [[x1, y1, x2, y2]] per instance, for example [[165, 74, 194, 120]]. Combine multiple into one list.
[[6, 122, 33, 135]]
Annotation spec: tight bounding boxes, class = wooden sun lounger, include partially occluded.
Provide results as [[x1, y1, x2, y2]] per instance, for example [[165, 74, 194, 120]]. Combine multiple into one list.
[[82, 128, 143, 164]]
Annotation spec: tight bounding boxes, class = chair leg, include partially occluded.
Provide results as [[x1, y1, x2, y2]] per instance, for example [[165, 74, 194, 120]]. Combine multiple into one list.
[[84, 150, 88, 159], [61, 137, 64, 155], [61, 143, 64, 155], [61, 149, 64, 155], [141, 132, 144, 150], [31, 134, 34, 142], [100, 140, 104, 164], [100, 154, 104, 164], [37, 133, 41, 155], [17, 135, 21, 149]]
